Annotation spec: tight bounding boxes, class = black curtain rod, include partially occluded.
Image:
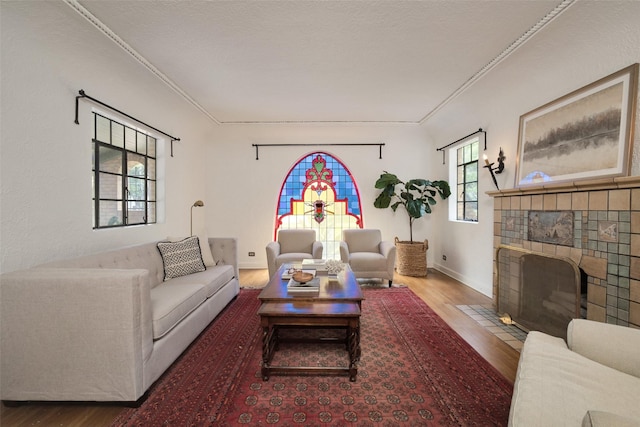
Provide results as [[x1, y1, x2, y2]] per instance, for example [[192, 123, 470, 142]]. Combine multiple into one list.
[[74, 89, 181, 157], [251, 143, 385, 160], [435, 128, 486, 164]]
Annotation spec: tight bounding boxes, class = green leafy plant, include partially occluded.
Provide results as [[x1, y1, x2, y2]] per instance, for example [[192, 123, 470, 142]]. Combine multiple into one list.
[[374, 171, 451, 242]]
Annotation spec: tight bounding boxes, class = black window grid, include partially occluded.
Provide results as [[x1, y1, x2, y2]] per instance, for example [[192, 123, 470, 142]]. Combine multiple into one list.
[[92, 113, 157, 229], [456, 140, 479, 222]]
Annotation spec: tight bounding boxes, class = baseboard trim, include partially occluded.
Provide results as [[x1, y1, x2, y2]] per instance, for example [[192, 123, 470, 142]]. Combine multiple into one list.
[[239, 262, 266, 270], [431, 263, 492, 298]]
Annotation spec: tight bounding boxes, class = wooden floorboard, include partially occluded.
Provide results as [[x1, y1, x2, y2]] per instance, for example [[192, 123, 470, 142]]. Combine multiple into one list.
[[1, 269, 520, 426]]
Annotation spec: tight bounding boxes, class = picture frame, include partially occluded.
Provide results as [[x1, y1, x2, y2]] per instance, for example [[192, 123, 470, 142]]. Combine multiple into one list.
[[515, 63, 638, 187]]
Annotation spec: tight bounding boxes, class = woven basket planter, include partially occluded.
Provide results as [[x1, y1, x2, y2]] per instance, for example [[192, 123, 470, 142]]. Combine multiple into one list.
[[395, 237, 429, 277]]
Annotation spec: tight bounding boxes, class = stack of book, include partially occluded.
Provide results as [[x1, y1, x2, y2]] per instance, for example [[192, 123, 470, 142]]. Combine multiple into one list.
[[287, 270, 320, 295], [301, 259, 327, 271]]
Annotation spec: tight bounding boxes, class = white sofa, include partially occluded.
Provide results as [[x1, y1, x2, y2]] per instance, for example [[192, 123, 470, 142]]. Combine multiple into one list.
[[0, 237, 239, 404], [509, 319, 640, 426]]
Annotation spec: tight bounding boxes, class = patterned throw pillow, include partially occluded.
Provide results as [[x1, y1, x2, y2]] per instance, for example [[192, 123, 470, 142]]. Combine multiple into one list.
[[157, 236, 206, 280]]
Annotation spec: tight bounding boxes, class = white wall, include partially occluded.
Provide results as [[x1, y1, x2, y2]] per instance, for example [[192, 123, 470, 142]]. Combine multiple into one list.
[[425, 1, 640, 296], [206, 124, 445, 269], [0, 2, 214, 273]]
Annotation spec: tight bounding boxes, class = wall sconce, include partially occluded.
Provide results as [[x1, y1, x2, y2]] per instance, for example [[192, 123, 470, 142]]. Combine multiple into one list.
[[483, 148, 505, 190], [190, 200, 204, 236]]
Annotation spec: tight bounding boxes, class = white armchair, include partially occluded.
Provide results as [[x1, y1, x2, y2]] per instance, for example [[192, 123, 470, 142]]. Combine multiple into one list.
[[340, 229, 396, 286], [266, 229, 323, 278]]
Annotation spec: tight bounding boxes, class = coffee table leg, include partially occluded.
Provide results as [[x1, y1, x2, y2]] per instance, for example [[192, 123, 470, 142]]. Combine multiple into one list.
[[355, 323, 361, 361], [347, 320, 360, 381], [261, 324, 275, 381]]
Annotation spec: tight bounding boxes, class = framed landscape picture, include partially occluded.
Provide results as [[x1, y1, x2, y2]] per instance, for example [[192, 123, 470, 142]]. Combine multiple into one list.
[[515, 63, 638, 187]]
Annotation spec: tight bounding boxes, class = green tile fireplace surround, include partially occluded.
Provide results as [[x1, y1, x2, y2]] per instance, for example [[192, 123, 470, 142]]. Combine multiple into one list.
[[489, 176, 640, 328]]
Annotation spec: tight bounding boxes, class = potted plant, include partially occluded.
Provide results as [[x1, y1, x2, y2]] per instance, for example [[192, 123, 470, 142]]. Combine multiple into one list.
[[374, 171, 451, 276]]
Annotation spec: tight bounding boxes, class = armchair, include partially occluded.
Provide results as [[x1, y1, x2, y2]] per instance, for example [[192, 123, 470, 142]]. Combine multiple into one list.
[[340, 229, 396, 286], [266, 229, 323, 278]]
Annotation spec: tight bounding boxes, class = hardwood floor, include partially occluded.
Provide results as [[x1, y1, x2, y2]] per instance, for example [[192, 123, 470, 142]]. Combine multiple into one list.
[[1, 269, 520, 426]]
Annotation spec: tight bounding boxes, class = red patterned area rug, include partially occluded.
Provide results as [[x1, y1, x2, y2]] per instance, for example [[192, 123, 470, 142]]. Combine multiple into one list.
[[112, 288, 512, 426]]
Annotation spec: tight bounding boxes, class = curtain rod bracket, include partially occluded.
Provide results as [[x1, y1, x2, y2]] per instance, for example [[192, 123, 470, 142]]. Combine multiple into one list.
[[435, 128, 485, 165], [170, 139, 179, 158], [74, 89, 180, 157]]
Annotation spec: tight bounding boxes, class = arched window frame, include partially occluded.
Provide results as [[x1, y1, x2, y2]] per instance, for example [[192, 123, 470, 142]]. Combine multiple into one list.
[[274, 152, 363, 259]]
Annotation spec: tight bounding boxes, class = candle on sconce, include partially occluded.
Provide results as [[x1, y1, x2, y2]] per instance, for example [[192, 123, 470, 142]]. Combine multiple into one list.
[[483, 154, 490, 166]]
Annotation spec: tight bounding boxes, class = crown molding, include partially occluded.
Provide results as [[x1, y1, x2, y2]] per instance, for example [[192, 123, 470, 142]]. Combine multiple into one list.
[[63, 0, 221, 125], [65, 0, 577, 127], [419, 0, 577, 125]]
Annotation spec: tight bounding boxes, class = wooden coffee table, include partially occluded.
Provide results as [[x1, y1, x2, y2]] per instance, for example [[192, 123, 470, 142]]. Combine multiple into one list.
[[257, 265, 364, 382]]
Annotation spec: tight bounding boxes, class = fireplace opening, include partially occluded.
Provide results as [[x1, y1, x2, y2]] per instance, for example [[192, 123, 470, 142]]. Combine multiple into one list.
[[497, 246, 587, 339]]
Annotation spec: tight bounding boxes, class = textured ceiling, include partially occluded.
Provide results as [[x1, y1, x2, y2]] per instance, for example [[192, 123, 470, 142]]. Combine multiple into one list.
[[73, 0, 572, 124]]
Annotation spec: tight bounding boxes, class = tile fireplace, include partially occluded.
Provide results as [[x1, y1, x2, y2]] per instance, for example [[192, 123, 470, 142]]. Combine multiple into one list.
[[490, 177, 640, 330]]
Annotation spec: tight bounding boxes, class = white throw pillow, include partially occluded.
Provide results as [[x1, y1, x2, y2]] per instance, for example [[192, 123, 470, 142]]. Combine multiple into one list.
[[157, 236, 206, 280], [196, 231, 216, 267]]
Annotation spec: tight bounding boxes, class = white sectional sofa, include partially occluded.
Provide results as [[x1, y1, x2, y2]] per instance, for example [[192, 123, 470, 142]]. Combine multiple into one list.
[[509, 319, 640, 426], [0, 237, 239, 405]]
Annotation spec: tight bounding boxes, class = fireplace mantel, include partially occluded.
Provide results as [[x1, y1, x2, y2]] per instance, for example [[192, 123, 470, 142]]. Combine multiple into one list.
[[487, 176, 640, 197]]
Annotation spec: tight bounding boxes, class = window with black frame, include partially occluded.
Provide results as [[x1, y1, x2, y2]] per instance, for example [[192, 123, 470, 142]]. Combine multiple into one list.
[[455, 137, 479, 222], [92, 112, 157, 228]]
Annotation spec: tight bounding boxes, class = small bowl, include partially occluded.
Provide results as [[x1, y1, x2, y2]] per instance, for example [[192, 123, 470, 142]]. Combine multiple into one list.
[[292, 271, 314, 284]]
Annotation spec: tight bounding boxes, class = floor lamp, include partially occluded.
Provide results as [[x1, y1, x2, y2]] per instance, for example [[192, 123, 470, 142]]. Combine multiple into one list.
[[191, 200, 204, 236]]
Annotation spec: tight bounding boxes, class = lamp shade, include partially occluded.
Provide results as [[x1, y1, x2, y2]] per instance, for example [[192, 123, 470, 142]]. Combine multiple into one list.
[[191, 200, 204, 235]]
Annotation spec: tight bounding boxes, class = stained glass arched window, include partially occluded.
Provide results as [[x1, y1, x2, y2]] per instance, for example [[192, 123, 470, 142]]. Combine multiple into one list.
[[275, 152, 363, 260]]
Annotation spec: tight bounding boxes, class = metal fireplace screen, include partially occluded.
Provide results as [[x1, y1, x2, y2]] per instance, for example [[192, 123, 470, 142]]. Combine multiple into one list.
[[496, 245, 584, 339]]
